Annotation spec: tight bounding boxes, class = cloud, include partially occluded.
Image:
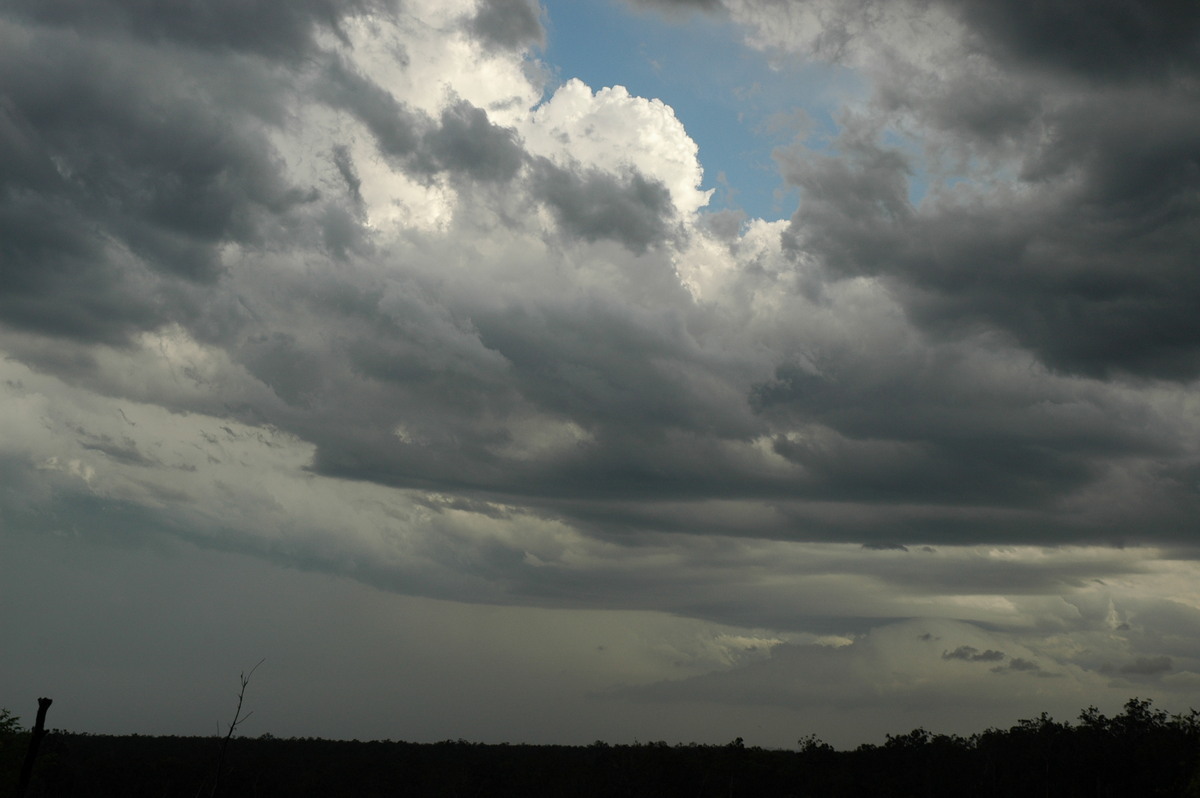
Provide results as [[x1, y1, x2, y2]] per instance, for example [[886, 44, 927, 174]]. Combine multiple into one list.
[[520, 80, 711, 217], [1119, 656, 1173, 677], [2, 0, 1200, 746], [943, 646, 1006, 663], [0, 14, 328, 348], [4, 0, 1199, 568], [317, 60, 526, 184], [467, 0, 544, 51], [715, 0, 1200, 381], [529, 159, 676, 251], [624, 0, 724, 16], [607, 617, 1180, 744], [951, 0, 1200, 79], [318, 53, 426, 160], [4, 0, 393, 59], [428, 100, 528, 183]]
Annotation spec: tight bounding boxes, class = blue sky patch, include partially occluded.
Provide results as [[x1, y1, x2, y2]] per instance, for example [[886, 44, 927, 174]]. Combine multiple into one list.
[[540, 0, 862, 221]]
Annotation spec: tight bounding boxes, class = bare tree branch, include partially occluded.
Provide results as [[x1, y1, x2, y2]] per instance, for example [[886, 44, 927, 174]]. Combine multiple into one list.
[[209, 659, 264, 798]]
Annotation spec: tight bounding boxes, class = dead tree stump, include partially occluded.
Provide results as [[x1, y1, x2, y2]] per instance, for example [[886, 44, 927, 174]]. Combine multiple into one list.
[[16, 697, 51, 798]]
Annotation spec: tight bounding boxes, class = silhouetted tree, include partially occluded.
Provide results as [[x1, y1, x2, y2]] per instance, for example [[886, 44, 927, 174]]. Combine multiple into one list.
[[209, 660, 263, 798]]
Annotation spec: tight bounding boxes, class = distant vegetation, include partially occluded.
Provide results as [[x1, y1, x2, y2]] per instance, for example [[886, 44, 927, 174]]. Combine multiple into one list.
[[4, 698, 1200, 796]]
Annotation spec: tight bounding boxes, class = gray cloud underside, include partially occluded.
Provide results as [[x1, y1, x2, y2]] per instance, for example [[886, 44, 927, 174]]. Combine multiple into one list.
[[2, 0, 1200, 591], [4, 0, 399, 59], [0, 13, 669, 332], [763, 0, 1200, 381], [468, 0, 544, 51], [634, 0, 1200, 377], [635, 0, 1200, 79], [782, 94, 1200, 380], [954, 0, 1200, 80]]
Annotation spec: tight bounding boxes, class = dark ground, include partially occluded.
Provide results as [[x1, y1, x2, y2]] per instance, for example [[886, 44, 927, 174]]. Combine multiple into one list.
[[4, 699, 1199, 797]]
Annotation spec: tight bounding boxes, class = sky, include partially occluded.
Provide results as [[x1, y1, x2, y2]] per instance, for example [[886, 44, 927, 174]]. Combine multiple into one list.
[[2, 0, 1200, 749]]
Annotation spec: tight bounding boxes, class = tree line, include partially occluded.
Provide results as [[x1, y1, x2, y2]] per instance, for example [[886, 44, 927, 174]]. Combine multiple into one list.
[[3, 698, 1200, 796]]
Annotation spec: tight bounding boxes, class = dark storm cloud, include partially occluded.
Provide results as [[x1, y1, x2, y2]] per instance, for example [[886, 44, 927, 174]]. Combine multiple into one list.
[[1118, 656, 1173, 676], [238, 333, 331, 409], [781, 51, 1200, 382], [467, 0, 545, 51], [319, 55, 425, 159], [4, 0, 1200, 591], [5, 0, 394, 60], [0, 175, 165, 344], [319, 62, 528, 179], [952, 0, 1200, 80], [426, 101, 527, 183], [293, 259, 1193, 545], [301, 287, 771, 502], [0, 20, 319, 343], [989, 658, 1058, 676], [943, 645, 1005, 662], [470, 298, 751, 435], [748, 328, 1181, 519], [529, 159, 678, 251]]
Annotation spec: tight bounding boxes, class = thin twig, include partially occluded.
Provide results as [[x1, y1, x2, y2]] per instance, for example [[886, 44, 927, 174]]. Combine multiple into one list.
[[209, 659, 264, 798]]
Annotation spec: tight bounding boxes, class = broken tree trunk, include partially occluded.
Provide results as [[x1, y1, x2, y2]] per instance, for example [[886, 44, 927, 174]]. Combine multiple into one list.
[[16, 697, 51, 798]]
